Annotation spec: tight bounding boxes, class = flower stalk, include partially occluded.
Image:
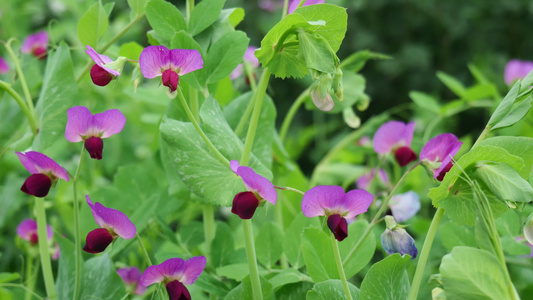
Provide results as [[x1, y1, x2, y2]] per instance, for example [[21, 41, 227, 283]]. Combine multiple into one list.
[[0, 80, 38, 135], [72, 146, 85, 300], [4, 38, 35, 116], [35, 197, 57, 300], [242, 219, 262, 300], [331, 234, 353, 300]]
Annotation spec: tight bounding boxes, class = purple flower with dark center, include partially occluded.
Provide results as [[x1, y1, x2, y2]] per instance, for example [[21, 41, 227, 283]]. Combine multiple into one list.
[[65, 106, 126, 160], [389, 191, 420, 223], [83, 195, 136, 253], [118, 267, 146, 295], [373, 121, 417, 167], [21, 31, 49, 59], [381, 216, 417, 258], [504, 59, 533, 86], [85, 46, 121, 87], [230, 160, 277, 219], [17, 219, 53, 246], [140, 256, 206, 300], [139, 46, 203, 93], [419, 133, 462, 181], [288, 0, 325, 14], [356, 168, 389, 190], [230, 46, 259, 80], [15, 151, 69, 197], [301, 185, 373, 241], [0, 56, 9, 74]]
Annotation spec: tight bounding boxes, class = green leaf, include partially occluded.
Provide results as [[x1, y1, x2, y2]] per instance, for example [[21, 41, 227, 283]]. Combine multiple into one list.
[[189, 0, 225, 36], [196, 272, 231, 297], [146, 0, 187, 41], [205, 30, 249, 84], [227, 8, 244, 27], [225, 276, 273, 300], [491, 95, 532, 130], [487, 80, 520, 127], [127, 0, 148, 18], [269, 269, 308, 290], [55, 235, 79, 300], [284, 214, 321, 268], [301, 227, 338, 282], [160, 96, 271, 206], [77, 1, 108, 48], [32, 43, 78, 151], [118, 41, 144, 61], [255, 222, 284, 268], [474, 161, 533, 203], [340, 49, 391, 73], [409, 91, 440, 114], [298, 30, 337, 74], [216, 263, 248, 281], [211, 222, 235, 268], [500, 236, 531, 256], [307, 279, 360, 300], [436, 71, 466, 98], [440, 247, 512, 300], [81, 254, 125, 299], [340, 220, 376, 279], [477, 136, 533, 179], [359, 254, 411, 300], [170, 31, 206, 89], [439, 221, 476, 251], [0, 273, 19, 284]]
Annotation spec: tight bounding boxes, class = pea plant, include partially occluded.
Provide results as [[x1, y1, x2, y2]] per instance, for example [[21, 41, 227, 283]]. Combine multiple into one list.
[[1, 0, 533, 299]]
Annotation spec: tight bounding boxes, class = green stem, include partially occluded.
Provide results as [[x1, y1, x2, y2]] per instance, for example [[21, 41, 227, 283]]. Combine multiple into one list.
[[0, 283, 44, 300], [176, 88, 229, 166], [281, 0, 290, 19], [240, 69, 271, 166], [331, 235, 353, 300], [203, 204, 215, 260], [472, 125, 491, 147], [76, 14, 145, 82], [24, 255, 34, 300], [35, 197, 57, 300], [406, 207, 444, 300], [72, 146, 85, 300], [137, 234, 153, 266], [189, 88, 200, 121], [244, 62, 257, 91], [242, 219, 262, 300], [0, 80, 38, 135], [279, 88, 310, 143], [186, 0, 195, 22], [234, 96, 255, 137], [4, 38, 35, 116]]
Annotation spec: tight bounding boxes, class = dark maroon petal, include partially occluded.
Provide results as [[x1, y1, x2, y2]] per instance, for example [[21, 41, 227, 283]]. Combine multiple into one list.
[[84, 137, 104, 160], [83, 228, 114, 253], [90, 64, 114, 86], [165, 280, 190, 300], [394, 146, 417, 167], [21, 173, 52, 197], [231, 191, 260, 219], [327, 214, 348, 242], [162, 69, 179, 92], [29, 233, 39, 246], [436, 161, 453, 181], [33, 47, 47, 60]]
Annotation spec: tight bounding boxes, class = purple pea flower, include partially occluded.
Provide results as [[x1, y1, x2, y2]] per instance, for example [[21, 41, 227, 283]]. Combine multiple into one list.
[[504, 59, 533, 86], [21, 31, 49, 59], [258, 0, 278, 11], [118, 267, 146, 295], [389, 191, 420, 223], [381, 216, 417, 259], [140, 256, 206, 300], [85, 46, 121, 87], [301, 185, 373, 241], [65, 106, 126, 160], [356, 168, 389, 190], [83, 195, 136, 253], [419, 133, 462, 181], [17, 219, 53, 246], [15, 151, 69, 197], [0, 56, 9, 74], [230, 46, 259, 80], [373, 121, 417, 167], [139, 46, 203, 93], [230, 160, 277, 219], [288, 0, 325, 14]]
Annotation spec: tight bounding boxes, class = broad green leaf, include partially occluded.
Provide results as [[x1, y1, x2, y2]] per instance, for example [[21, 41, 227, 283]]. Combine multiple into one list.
[[180, 221, 204, 248], [439, 221, 476, 251], [409, 91, 440, 114], [225, 276, 273, 300], [77, 1, 108, 48], [160, 96, 271, 206], [170, 31, 205, 89], [277, 282, 314, 299], [127, 0, 148, 18], [269, 269, 308, 290], [32, 43, 78, 151], [81, 254, 125, 299], [298, 30, 337, 74], [211, 222, 235, 268], [194, 8, 245, 50], [146, 0, 186, 41], [340, 220, 376, 279], [118, 41, 143, 61], [55, 235, 79, 300], [204, 31, 249, 84], [440, 247, 512, 300], [500, 236, 531, 256], [255, 222, 284, 268], [436, 71, 466, 98], [227, 8, 244, 27], [216, 263, 248, 281], [0, 273, 19, 283], [284, 214, 321, 268], [477, 136, 533, 179], [188, 0, 225, 36], [491, 95, 532, 130], [359, 254, 411, 300], [307, 279, 360, 300], [301, 227, 338, 282], [195, 272, 231, 297], [487, 80, 520, 127], [474, 161, 533, 203]]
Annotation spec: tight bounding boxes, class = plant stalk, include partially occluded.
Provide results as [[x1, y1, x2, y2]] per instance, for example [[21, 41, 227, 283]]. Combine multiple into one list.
[[331, 234, 353, 300], [279, 88, 310, 143], [4, 38, 35, 116], [0, 80, 38, 135], [203, 204, 215, 260], [242, 219, 262, 300], [72, 146, 85, 300], [35, 197, 57, 300]]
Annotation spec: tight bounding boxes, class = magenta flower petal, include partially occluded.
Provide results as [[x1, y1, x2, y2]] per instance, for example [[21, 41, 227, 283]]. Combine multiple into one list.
[[301, 185, 346, 217], [230, 46, 259, 80], [180, 256, 207, 285], [86, 195, 136, 239], [118, 267, 146, 295], [93, 109, 127, 138], [288, 0, 325, 14], [342, 189, 374, 219], [168, 49, 203, 76], [65, 106, 93, 142], [65, 106, 126, 142], [504, 59, 533, 86], [15, 151, 69, 181], [230, 160, 240, 173], [356, 168, 389, 190], [373, 121, 415, 154], [16, 219, 53, 241], [139, 46, 203, 79], [140, 256, 206, 287], [389, 191, 420, 223], [85, 46, 120, 76], [419, 133, 463, 178], [21, 31, 48, 57], [0, 56, 9, 74], [139, 46, 166, 78], [236, 166, 277, 205]]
